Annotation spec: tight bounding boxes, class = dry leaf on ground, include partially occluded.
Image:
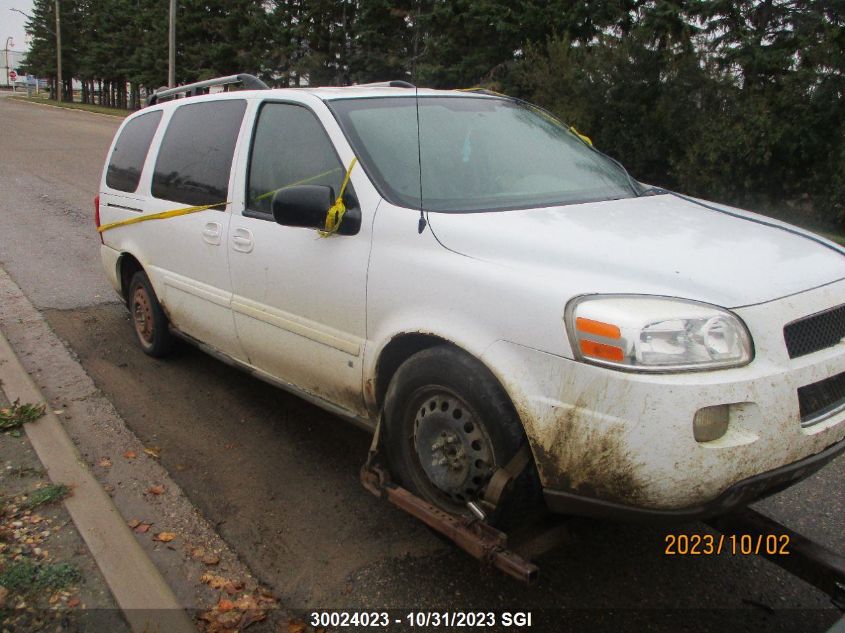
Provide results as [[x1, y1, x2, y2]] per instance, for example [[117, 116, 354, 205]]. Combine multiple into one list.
[[98, 457, 112, 468], [123, 450, 137, 459], [154, 532, 177, 542], [223, 582, 241, 595], [200, 573, 230, 589], [134, 523, 152, 534], [287, 620, 307, 633], [127, 518, 141, 528], [143, 446, 162, 459], [147, 485, 165, 495]]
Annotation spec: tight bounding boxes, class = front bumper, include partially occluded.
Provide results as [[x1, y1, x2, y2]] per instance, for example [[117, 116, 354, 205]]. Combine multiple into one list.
[[482, 279, 845, 514], [544, 434, 845, 522]]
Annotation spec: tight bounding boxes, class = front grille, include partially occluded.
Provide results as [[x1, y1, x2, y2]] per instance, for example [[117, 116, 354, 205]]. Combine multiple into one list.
[[798, 371, 845, 425], [784, 303, 845, 359]]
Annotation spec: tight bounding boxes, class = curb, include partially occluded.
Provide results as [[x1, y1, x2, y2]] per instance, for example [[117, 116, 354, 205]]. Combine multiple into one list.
[[0, 331, 196, 633], [5, 95, 127, 119]]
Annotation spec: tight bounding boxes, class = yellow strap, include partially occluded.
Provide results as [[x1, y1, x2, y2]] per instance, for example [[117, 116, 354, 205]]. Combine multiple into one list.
[[569, 125, 593, 147], [318, 158, 358, 238], [97, 201, 228, 233], [98, 162, 355, 235], [253, 166, 342, 202]]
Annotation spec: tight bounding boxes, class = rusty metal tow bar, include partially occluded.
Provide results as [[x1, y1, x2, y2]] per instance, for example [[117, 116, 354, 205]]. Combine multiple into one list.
[[360, 462, 540, 583], [706, 507, 845, 611]]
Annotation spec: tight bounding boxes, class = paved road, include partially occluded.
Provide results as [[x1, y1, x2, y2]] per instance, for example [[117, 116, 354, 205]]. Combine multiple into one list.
[[1, 92, 843, 632]]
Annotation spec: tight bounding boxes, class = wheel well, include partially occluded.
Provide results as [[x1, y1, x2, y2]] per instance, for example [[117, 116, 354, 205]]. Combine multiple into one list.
[[118, 254, 143, 305], [375, 333, 452, 408]]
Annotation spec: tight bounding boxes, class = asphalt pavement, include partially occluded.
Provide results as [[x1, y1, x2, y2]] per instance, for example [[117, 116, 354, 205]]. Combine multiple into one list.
[[0, 91, 843, 632]]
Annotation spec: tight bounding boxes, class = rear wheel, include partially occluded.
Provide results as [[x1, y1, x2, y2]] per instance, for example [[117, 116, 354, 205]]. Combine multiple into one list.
[[128, 271, 174, 357], [383, 345, 543, 527]]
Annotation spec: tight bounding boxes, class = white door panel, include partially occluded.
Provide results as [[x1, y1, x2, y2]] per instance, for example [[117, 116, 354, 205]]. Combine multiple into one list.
[[227, 99, 374, 417], [229, 221, 369, 415]]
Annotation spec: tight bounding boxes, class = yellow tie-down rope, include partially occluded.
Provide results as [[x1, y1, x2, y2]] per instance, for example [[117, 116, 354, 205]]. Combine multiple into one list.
[[318, 157, 357, 238], [97, 159, 357, 236]]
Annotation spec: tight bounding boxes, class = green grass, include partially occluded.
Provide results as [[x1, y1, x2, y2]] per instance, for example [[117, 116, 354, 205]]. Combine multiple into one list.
[[9, 94, 131, 117], [0, 401, 46, 431], [0, 559, 81, 592], [23, 484, 70, 510]]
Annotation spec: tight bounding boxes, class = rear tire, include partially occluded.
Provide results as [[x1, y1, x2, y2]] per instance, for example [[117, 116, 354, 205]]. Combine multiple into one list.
[[128, 271, 174, 358], [382, 345, 543, 528]]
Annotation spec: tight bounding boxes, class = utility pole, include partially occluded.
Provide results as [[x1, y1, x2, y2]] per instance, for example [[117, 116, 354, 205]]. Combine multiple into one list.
[[54, 0, 62, 102], [4, 37, 12, 89], [168, 0, 176, 87]]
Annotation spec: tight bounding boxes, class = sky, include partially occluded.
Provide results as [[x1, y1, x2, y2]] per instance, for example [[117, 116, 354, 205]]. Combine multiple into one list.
[[1, 0, 34, 52]]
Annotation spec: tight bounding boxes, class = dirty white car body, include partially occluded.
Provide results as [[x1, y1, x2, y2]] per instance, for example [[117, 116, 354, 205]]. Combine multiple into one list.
[[97, 85, 845, 520]]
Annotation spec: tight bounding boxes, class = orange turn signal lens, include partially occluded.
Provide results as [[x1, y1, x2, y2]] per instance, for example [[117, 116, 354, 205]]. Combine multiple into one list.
[[575, 317, 621, 340], [579, 339, 624, 362]]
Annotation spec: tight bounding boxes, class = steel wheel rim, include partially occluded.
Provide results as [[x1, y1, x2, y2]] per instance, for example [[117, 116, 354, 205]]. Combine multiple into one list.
[[409, 387, 496, 507], [132, 286, 154, 346]]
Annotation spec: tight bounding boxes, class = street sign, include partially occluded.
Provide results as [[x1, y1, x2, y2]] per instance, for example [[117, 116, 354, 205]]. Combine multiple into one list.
[[9, 70, 17, 81]]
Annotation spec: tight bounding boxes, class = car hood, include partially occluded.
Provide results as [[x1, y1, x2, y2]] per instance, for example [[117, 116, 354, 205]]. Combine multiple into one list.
[[428, 194, 845, 308]]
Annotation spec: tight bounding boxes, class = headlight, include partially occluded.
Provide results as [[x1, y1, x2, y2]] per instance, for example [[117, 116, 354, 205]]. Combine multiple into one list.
[[565, 295, 753, 372]]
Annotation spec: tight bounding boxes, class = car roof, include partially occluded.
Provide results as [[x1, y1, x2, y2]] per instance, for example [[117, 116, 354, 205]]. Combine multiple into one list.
[[296, 86, 496, 101], [141, 86, 500, 114]]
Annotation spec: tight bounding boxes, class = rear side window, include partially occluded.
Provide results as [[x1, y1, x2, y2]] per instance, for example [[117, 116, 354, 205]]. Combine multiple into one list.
[[246, 103, 344, 216], [152, 100, 246, 207], [106, 110, 162, 193]]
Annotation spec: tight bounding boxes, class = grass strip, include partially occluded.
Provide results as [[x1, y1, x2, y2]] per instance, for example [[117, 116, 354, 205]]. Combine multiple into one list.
[[0, 401, 46, 431], [23, 484, 70, 510]]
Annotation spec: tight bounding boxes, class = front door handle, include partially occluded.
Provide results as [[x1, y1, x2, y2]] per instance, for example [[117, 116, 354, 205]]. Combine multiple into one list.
[[232, 227, 254, 253], [202, 221, 223, 245]]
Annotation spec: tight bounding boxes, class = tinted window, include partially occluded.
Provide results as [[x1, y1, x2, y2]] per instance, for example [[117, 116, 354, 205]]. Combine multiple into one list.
[[152, 100, 246, 206], [106, 110, 162, 193], [246, 103, 344, 216]]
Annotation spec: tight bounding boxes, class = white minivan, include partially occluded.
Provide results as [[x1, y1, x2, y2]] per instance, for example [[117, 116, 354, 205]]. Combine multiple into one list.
[[97, 75, 845, 525]]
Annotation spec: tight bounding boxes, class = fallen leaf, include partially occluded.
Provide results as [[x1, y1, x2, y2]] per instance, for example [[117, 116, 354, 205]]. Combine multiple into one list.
[[217, 611, 241, 628], [99, 457, 112, 468], [143, 446, 162, 459], [123, 450, 137, 459], [288, 620, 307, 633], [201, 573, 229, 589], [67, 597, 80, 608], [53, 410, 64, 415], [191, 546, 206, 559], [134, 523, 152, 534], [202, 553, 220, 566], [239, 610, 267, 629], [127, 518, 141, 528], [198, 609, 217, 623], [223, 579, 244, 595], [147, 485, 165, 495], [217, 598, 235, 612], [154, 532, 176, 542]]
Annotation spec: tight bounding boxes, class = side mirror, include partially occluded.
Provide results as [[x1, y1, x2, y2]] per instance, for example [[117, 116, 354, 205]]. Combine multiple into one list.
[[271, 185, 361, 235]]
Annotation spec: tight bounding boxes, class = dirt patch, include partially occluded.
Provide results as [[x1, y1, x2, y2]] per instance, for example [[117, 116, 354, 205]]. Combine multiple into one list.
[[44, 302, 443, 608], [532, 399, 647, 506]]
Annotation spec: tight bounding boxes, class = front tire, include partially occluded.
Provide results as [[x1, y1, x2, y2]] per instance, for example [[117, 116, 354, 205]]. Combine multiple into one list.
[[382, 345, 542, 528], [128, 271, 174, 357]]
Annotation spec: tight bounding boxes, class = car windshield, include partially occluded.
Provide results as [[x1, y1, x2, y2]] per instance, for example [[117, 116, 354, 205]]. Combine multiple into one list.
[[328, 96, 637, 213]]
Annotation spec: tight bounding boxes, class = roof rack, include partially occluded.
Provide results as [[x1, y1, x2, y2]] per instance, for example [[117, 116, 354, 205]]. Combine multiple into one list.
[[146, 73, 269, 106], [353, 80, 416, 89]]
